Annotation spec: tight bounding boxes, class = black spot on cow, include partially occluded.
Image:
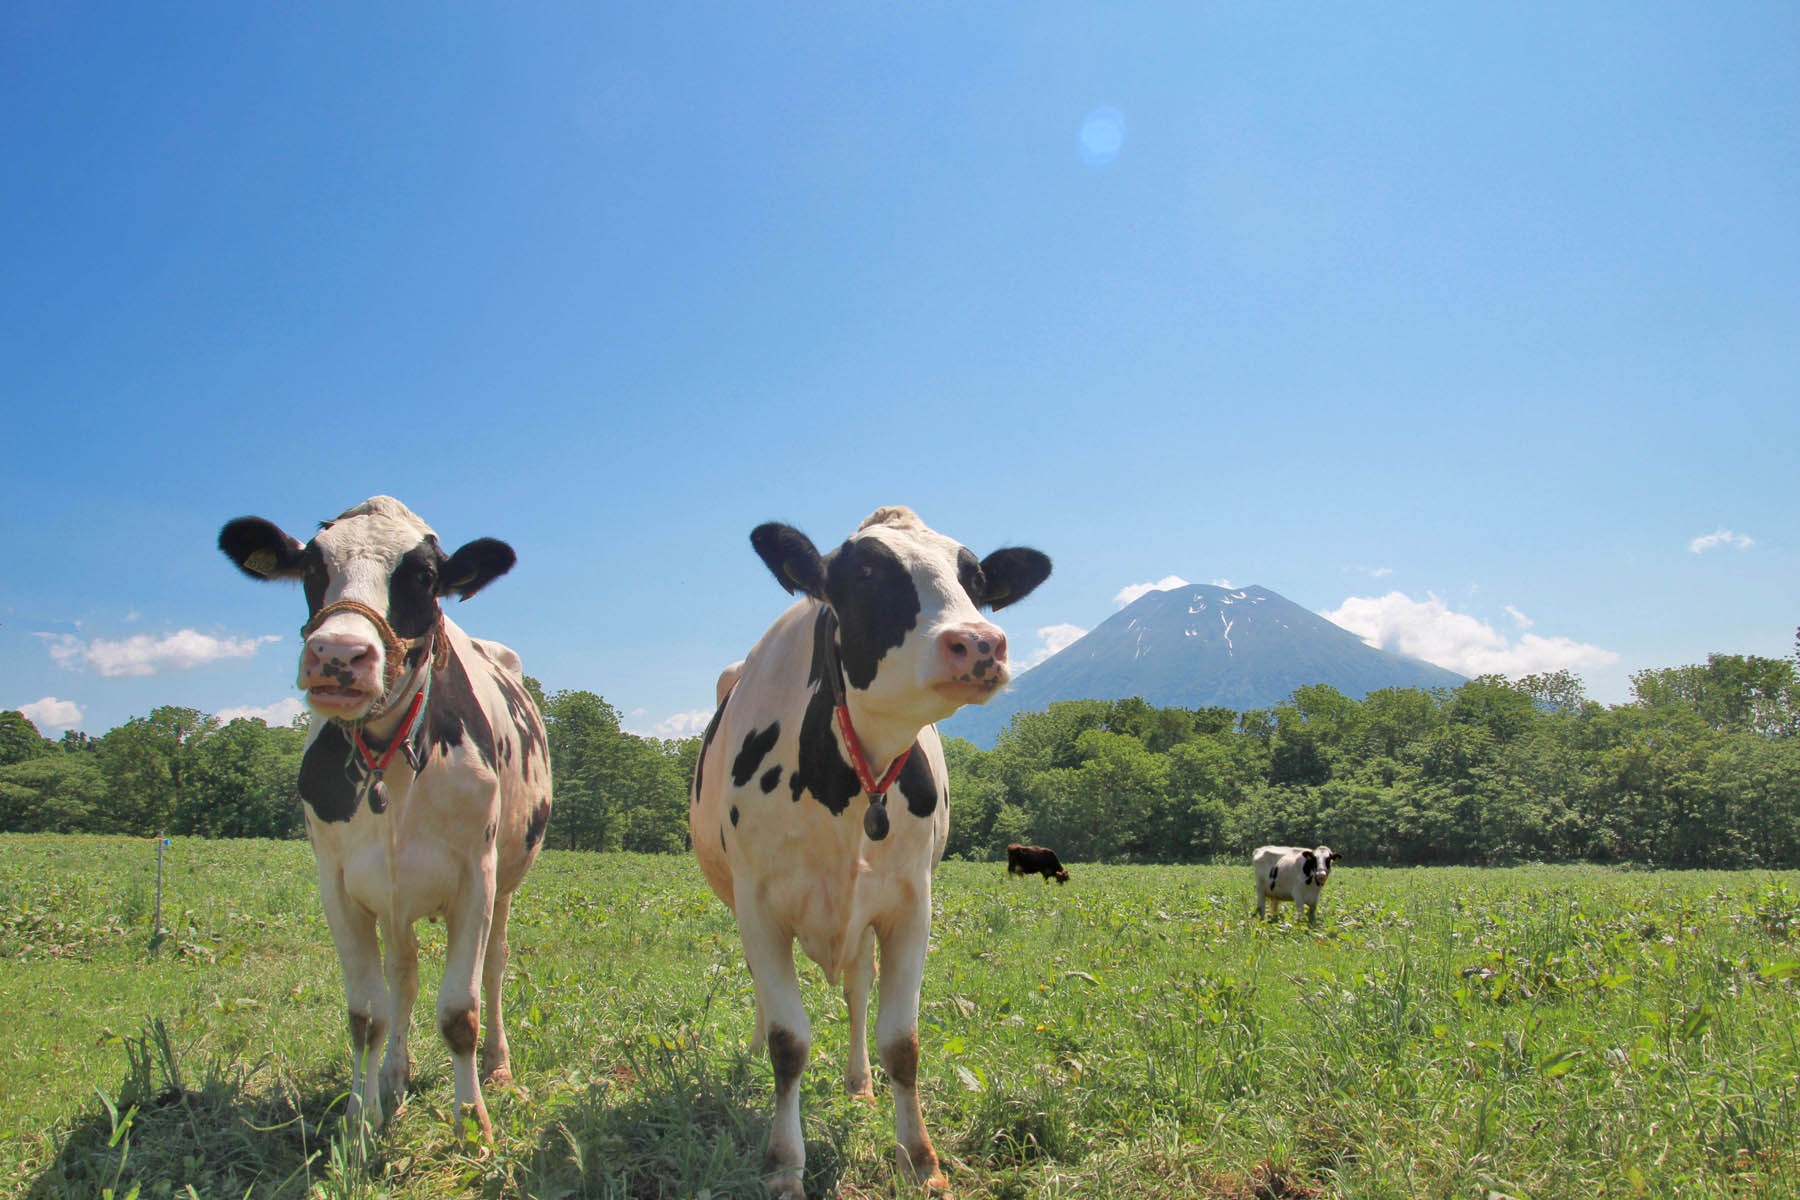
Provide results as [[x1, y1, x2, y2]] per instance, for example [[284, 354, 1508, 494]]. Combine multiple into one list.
[[955, 547, 985, 607], [427, 644, 498, 771], [692, 687, 730, 808], [525, 798, 550, 850], [768, 1027, 807, 1093], [790, 624, 861, 813], [387, 539, 448, 640], [896, 743, 937, 818], [484, 821, 497, 845], [719, 827, 727, 853], [791, 683, 858, 813], [823, 537, 919, 690], [1269, 866, 1279, 885], [731, 722, 780, 788], [490, 669, 547, 783], [729, 805, 739, 826], [760, 764, 782, 793], [299, 722, 359, 823]]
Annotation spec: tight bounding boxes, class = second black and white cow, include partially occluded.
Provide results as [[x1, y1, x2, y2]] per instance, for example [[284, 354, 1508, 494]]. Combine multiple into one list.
[[691, 506, 1050, 1198], [1006, 843, 1070, 884], [1252, 844, 1341, 925], [219, 495, 551, 1140]]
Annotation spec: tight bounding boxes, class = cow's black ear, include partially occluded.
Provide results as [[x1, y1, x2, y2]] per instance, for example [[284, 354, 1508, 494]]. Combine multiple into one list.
[[978, 547, 1052, 610], [220, 517, 305, 582], [751, 523, 824, 599], [441, 538, 516, 600]]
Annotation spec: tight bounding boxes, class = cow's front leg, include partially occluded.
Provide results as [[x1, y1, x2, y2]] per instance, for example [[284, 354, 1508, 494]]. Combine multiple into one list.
[[318, 872, 389, 1132], [843, 927, 876, 1102], [876, 901, 950, 1196], [738, 903, 810, 1199], [379, 917, 420, 1113], [439, 859, 498, 1141], [480, 890, 514, 1085]]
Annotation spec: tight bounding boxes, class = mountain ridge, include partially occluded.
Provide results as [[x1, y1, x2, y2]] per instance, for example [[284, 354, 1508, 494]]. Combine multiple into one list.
[[941, 582, 1467, 747]]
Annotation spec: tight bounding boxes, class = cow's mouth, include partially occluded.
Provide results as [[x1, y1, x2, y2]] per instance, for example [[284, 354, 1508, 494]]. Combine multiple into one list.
[[935, 677, 1004, 705], [307, 684, 375, 714]]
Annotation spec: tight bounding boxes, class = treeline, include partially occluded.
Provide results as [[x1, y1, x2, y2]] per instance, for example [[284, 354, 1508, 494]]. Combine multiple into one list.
[[941, 654, 1800, 867], [5, 648, 1797, 867], [0, 683, 694, 852]]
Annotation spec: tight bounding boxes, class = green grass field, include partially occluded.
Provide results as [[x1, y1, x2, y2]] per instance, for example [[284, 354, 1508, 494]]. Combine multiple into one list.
[[3, 836, 1798, 1199]]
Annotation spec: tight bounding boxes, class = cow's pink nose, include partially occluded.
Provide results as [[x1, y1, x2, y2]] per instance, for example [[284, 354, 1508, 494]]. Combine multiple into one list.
[[938, 624, 1007, 681], [304, 636, 377, 682]]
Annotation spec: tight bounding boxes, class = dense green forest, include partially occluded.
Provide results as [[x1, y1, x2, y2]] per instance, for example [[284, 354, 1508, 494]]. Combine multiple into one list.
[[5, 644, 1797, 867]]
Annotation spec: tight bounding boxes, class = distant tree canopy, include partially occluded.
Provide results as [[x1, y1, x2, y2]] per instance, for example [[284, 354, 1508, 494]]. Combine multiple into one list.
[[3, 642, 1796, 866]]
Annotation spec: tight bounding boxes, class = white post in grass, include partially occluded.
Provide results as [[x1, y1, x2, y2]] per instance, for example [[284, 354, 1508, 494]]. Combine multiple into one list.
[[150, 832, 168, 956]]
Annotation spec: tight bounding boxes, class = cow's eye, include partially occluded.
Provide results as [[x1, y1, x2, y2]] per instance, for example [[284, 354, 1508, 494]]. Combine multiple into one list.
[[415, 567, 435, 587]]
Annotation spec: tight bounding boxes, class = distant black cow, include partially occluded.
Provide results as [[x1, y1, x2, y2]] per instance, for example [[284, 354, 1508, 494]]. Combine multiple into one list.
[[1007, 842, 1070, 884]]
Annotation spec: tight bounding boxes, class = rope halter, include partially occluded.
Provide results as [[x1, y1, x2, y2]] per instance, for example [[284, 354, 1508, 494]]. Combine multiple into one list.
[[300, 598, 446, 722]]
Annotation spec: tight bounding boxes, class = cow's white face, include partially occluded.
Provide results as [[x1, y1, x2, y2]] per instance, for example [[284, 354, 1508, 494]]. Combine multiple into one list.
[[219, 496, 516, 722], [752, 506, 1052, 726], [1305, 846, 1339, 888]]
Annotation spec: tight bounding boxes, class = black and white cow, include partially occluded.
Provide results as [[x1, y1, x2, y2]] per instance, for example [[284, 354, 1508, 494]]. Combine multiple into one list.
[[218, 496, 551, 1140], [691, 506, 1050, 1198], [1252, 844, 1341, 925]]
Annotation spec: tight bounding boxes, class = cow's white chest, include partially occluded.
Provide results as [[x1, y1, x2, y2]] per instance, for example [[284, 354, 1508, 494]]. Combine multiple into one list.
[[305, 772, 492, 925], [742, 815, 934, 983]]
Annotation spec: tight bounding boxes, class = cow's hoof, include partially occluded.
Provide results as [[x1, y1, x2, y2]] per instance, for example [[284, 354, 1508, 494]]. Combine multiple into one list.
[[481, 1060, 512, 1086], [896, 1146, 948, 1194]]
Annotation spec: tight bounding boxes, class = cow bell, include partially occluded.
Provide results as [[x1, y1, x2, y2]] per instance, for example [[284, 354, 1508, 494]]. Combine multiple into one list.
[[864, 793, 890, 841]]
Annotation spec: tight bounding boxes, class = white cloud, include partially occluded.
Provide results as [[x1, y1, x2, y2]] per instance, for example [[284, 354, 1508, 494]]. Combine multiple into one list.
[[1113, 575, 1191, 609], [1322, 591, 1618, 678], [46, 629, 281, 677], [16, 696, 84, 732], [1503, 605, 1534, 629], [626, 708, 715, 739], [1018, 623, 1088, 671], [1209, 577, 1237, 589], [217, 697, 306, 727], [1689, 529, 1754, 554]]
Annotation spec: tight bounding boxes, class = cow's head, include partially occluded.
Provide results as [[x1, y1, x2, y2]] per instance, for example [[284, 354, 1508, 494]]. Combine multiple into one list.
[[751, 506, 1051, 724], [219, 496, 515, 722], [1303, 846, 1341, 887]]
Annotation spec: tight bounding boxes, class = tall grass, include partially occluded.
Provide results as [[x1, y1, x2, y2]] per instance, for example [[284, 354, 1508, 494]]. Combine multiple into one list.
[[2, 837, 1797, 1198]]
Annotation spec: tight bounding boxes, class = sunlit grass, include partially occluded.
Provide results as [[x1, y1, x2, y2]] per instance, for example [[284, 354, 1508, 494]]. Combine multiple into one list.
[[3, 837, 1798, 1198]]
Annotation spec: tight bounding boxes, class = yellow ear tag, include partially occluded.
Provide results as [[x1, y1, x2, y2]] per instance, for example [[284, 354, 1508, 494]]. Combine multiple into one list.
[[245, 549, 277, 577]]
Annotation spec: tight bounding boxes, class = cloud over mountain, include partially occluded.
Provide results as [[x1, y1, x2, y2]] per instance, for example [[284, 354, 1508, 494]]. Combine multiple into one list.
[[1322, 592, 1617, 677]]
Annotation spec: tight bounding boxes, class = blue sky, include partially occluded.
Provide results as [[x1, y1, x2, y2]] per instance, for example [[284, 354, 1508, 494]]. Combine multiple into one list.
[[4, 3, 1795, 740]]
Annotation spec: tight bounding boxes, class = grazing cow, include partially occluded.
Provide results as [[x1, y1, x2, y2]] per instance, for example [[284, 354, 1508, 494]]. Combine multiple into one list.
[[1253, 844, 1341, 925], [218, 496, 551, 1140], [691, 506, 1050, 1198], [1006, 843, 1070, 884]]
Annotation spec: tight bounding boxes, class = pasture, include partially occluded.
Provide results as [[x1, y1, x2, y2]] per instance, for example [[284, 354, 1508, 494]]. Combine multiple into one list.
[[3, 837, 1798, 1199]]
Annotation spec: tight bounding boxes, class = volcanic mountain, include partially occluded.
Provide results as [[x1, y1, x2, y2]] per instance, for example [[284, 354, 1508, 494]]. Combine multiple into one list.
[[940, 583, 1467, 747]]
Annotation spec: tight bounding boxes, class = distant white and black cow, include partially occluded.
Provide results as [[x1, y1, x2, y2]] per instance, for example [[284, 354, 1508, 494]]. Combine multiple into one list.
[[219, 496, 551, 1140], [1252, 844, 1342, 925], [691, 506, 1050, 1198]]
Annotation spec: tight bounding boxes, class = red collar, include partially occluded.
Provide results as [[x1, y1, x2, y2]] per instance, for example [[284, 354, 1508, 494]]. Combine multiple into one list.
[[352, 678, 429, 775], [833, 702, 912, 798]]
